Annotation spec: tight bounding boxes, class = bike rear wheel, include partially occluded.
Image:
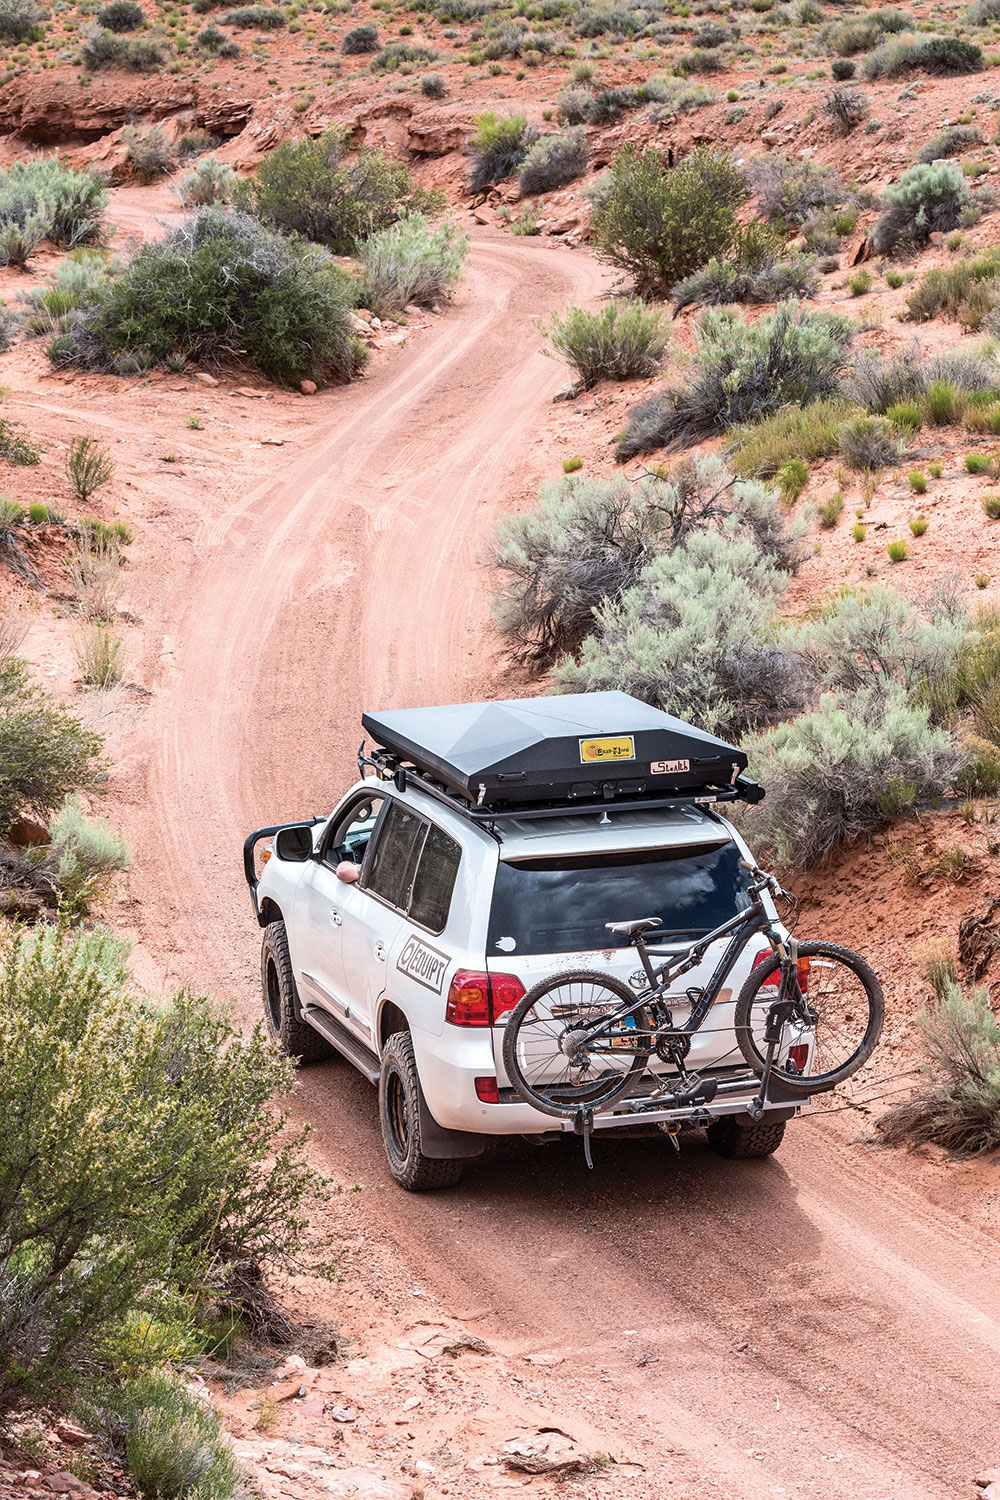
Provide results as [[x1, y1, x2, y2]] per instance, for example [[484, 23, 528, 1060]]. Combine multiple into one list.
[[734, 941, 883, 1095], [503, 970, 652, 1119]]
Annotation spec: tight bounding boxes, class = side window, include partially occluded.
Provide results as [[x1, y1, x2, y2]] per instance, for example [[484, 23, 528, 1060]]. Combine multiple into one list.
[[324, 794, 385, 873], [364, 802, 426, 910], [409, 824, 462, 934]]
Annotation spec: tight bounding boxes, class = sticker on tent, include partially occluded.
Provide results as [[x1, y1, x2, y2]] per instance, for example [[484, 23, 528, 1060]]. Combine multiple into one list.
[[579, 736, 635, 764]]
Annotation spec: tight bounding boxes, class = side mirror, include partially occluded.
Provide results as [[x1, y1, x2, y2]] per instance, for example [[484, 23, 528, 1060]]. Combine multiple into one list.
[[275, 824, 316, 862], [335, 860, 360, 885]]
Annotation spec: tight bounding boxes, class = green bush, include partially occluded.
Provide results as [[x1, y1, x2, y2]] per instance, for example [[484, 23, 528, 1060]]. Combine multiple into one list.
[[862, 34, 984, 79], [52, 209, 366, 387], [905, 249, 1000, 326], [871, 162, 970, 255], [341, 19, 377, 50], [878, 979, 1000, 1151], [728, 397, 856, 477], [221, 5, 285, 25], [671, 250, 817, 312], [97, 0, 143, 29], [591, 144, 747, 298], [0, 159, 107, 264], [359, 212, 468, 315], [0, 0, 42, 41], [746, 152, 841, 226], [196, 23, 239, 52], [816, 491, 843, 528], [177, 157, 233, 207], [797, 584, 968, 694], [23, 251, 107, 338], [0, 416, 41, 466], [823, 85, 870, 136], [838, 413, 899, 471], [778, 458, 809, 501], [81, 24, 167, 67], [67, 435, 115, 503], [910, 514, 929, 536], [982, 492, 1000, 519], [518, 128, 588, 195], [617, 302, 853, 457], [469, 112, 534, 193], [831, 56, 855, 79], [541, 299, 668, 388], [908, 468, 927, 492], [111, 1373, 243, 1500], [741, 687, 959, 867], [47, 796, 130, 914], [0, 923, 327, 1414], [371, 40, 437, 71], [0, 656, 103, 837], [887, 538, 909, 562], [234, 126, 440, 253], [925, 378, 963, 424], [917, 124, 984, 164], [122, 126, 174, 184]]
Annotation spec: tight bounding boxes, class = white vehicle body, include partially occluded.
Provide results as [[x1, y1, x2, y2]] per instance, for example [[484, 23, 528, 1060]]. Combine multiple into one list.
[[247, 775, 801, 1156]]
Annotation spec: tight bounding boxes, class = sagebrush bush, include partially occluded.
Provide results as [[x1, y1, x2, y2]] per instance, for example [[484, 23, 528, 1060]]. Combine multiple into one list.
[[177, 157, 233, 207], [0, 655, 103, 837], [0, 159, 107, 265], [341, 19, 377, 50], [122, 126, 174, 184], [672, 251, 818, 311], [47, 796, 130, 913], [617, 301, 853, 457], [0, 923, 327, 1413], [359, 213, 468, 314], [0, 0, 41, 40], [221, 4, 285, 24], [871, 162, 970, 255], [905, 248, 1000, 326], [115, 1373, 244, 1500], [81, 23, 166, 67], [51, 209, 366, 387], [878, 979, 1000, 1151], [796, 584, 968, 695], [837, 413, 899, 471], [917, 125, 984, 164], [196, 23, 238, 52], [97, 0, 143, 29], [542, 299, 668, 388], [742, 687, 960, 867], [234, 126, 440, 253], [23, 252, 108, 338], [747, 153, 841, 226], [591, 144, 747, 298], [518, 128, 588, 195], [468, 112, 535, 193], [862, 34, 984, 79], [371, 40, 437, 72], [728, 397, 857, 477], [968, 0, 1000, 20], [420, 71, 446, 97]]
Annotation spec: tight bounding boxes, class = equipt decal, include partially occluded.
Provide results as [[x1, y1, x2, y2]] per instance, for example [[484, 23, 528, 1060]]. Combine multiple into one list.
[[397, 935, 450, 993]]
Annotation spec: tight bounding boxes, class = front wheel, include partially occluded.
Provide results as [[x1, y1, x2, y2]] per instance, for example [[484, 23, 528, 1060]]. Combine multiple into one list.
[[734, 940, 884, 1096]]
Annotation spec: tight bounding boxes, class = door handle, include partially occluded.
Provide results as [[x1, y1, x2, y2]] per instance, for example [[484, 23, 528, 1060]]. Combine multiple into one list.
[[329, 907, 342, 927], [374, 941, 386, 961]]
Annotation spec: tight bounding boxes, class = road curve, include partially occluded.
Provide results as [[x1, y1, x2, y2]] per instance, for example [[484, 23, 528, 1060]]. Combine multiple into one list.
[[124, 229, 1000, 1500]]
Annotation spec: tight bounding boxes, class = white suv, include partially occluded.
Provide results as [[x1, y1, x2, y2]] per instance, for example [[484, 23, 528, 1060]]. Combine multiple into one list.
[[245, 693, 798, 1190]]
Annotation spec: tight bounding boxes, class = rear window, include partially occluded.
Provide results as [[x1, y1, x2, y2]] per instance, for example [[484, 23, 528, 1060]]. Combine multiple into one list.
[[487, 841, 751, 957]]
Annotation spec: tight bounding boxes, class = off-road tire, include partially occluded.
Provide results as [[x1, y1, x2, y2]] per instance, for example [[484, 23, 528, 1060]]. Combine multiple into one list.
[[379, 1031, 464, 1191], [261, 920, 334, 1062], [706, 1115, 786, 1159]]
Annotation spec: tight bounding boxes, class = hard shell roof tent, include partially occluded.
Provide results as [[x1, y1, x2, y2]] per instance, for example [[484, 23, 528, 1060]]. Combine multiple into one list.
[[360, 692, 764, 822]]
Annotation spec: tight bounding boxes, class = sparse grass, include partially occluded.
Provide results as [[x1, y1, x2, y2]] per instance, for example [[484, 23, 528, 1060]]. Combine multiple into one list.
[[76, 622, 125, 687], [925, 379, 964, 426], [887, 538, 909, 562], [67, 435, 114, 504], [908, 469, 927, 493], [817, 491, 844, 529], [982, 492, 1000, 519], [837, 414, 898, 472], [0, 417, 40, 467], [966, 451, 991, 474], [929, 460, 944, 478], [909, 514, 929, 536], [848, 268, 873, 296], [728, 398, 857, 478], [562, 455, 582, 473], [777, 458, 809, 501], [976, 573, 990, 589], [852, 521, 867, 541]]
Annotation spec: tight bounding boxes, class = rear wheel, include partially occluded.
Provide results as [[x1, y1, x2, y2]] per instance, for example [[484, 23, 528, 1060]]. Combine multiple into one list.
[[706, 1114, 786, 1159], [379, 1031, 464, 1191], [261, 921, 334, 1062], [503, 970, 652, 1119], [734, 940, 883, 1095]]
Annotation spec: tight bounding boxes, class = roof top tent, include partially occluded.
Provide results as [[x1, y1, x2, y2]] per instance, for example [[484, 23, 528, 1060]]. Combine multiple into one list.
[[360, 692, 764, 820]]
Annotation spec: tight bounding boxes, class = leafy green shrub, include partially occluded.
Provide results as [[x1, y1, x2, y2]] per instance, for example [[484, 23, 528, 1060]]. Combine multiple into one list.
[[469, 112, 534, 193], [0, 923, 326, 1414], [878, 979, 1000, 1151], [28, 503, 48, 524], [617, 302, 853, 457], [837, 413, 899, 471], [233, 126, 440, 253], [823, 85, 870, 135], [831, 56, 855, 79], [591, 144, 747, 298], [0, 657, 102, 835], [177, 157, 233, 207], [728, 397, 857, 477], [0, 416, 40, 466], [221, 5, 285, 25], [917, 125, 984, 164], [542, 299, 667, 388], [741, 687, 959, 866], [67, 435, 114, 503], [556, 525, 802, 738], [0, 159, 107, 260], [862, 34, 984, 80], [122, 126, 175, 184], [778, 458, 809, 501], [518, 128, 588, 195], [817, 491, 844, 528], [887, 538, 909, 562], [97, 0, 143, 29], [886, 268, 905, 289], [52, 209, 366, 387], [746, 153, 841, 225], [0, 0, 42, 41], [888, 402, 923, 435], [372, 40, 437, 70], [871, 162, 970, 255], [341, 19, 377, 50], [359, 213, 468, 315]]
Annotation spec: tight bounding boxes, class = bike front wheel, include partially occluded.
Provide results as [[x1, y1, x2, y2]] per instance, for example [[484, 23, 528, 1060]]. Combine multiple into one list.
[[502, 970, 652, 1119], [734, 940, 883, 1095]]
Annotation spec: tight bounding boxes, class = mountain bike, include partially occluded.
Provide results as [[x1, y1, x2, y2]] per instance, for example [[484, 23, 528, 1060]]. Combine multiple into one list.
[[501, 861, 884, 1120]]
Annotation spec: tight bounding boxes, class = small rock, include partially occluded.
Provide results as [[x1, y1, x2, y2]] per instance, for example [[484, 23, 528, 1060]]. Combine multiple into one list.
[[403, 304, 422, 316], [354, 308, 373, 323], [268, 1379, 310, 1403], [42, 1475, 92, 1496], [195, 372, 218, 386], [54, 1422, 91, 1448], [976, 1471, 1000, 1488], [401, 1396, 421, 1412], [525, 1352, 562, 1367], [299, 379, 317, 395], [553, 380, 584, 403], [414, 1461, 436, 1477], [260, 437, 285, 446], [231, 386, 266, 399], [430, 304, 441, 314], [329, 1406, 358, 1423], [982, 1486, 1000, 1500], [7, 816, 49, 847]]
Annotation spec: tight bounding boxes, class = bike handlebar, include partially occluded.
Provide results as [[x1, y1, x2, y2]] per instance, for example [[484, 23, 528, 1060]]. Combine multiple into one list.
[[740, 859, 792, 905]]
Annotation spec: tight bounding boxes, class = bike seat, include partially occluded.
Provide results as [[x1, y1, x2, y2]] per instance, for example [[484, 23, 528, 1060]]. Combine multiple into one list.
[[605, 917, 662, 939]]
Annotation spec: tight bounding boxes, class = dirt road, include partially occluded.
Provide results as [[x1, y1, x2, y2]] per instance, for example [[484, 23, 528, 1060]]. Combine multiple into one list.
[[117, 229, 1000, 1500]]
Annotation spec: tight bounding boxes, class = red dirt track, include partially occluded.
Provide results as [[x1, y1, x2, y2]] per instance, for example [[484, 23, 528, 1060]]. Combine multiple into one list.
[[93, 224, 1000, 1500]]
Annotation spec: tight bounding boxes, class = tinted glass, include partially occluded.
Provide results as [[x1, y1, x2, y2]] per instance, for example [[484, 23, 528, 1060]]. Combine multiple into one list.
[[409, 824, 462, 933], [325, 794, 385, 871], [487, 841, 751, 957], [364, 803, 426, 910]]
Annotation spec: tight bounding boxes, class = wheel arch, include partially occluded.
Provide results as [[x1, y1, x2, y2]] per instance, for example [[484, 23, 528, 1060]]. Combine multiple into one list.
[[259, 896, 284, 928], [378, 998, 410, 1053]]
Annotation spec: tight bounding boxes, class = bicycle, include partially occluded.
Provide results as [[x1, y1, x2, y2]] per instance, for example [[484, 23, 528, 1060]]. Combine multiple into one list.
[[501, 861, 884, 1122]]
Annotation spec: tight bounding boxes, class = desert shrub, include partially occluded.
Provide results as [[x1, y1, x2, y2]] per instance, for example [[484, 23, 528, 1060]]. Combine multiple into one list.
[[359, 213, 468, 314], [556, 526, 802, 738], [81, 23, 166, 66], [106, 1372, 243, 1500], [468, 112, 535, 193], [829, 18, 879, 54], [0, 159, 107, 257], [196, 24, 238, 52], [830, 57, 855, 79], [917, 125, 984, 165], [542, 299, 668, 388], [0, 0, 41, 40], [0, 416, 40, 466], [341, 19, 377, 50], [518, 128, 588, 195], [617, 302, 852, 456], [97, 0, 143, 29], [574, 4, 640, 35], [672, 252, 817, 311], [741, 687, 960, 867], [22, 252, 107, 338], [76, 623, 124, 688], [233, 126, 440, 253], [778, 458, 809, 501], [556, 84, 593, 125], [68, 532, 123, 623], [122, 126, 174, 184], [372, 41, 437, 71], [592, 145, 747, 299], [862, 34, 984, 79], [796, 584, 968, 695], [420, 71, 446, 97], [52, 209, 366, 387], [837, 413, 899, 470], [878, 979, 1000, 1151], [823, 85, 870, 135], [747, 153, 841, 226], [0, 657, 102, 836], [924, 378, 963, 425], [0, 923, 327, 1414], [177, 157, 233, 207], [728, 398, 857, 477], [67, 435, 114, 504], [905, 248, 1000, 325], [968, 0, 1000, 20], [47, 797, 130, 913], [871, 161, 970, 256], [674, 45, 724, 73], [221, 4, 285, 24]]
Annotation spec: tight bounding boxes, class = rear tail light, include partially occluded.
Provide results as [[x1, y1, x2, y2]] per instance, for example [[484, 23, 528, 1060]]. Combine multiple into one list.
[[445, 971, 525, 1027], [787, 1042, 810, 1074], [474, 1076, 500, 1103], [753, 950, 811, 995]]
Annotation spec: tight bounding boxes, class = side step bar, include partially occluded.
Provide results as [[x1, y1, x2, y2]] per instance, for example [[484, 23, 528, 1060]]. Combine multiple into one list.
[[302, 1005, 380, 1084]]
